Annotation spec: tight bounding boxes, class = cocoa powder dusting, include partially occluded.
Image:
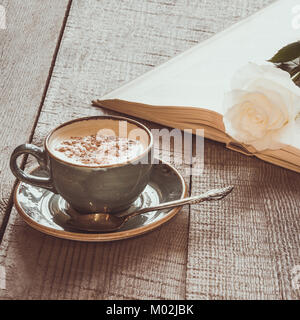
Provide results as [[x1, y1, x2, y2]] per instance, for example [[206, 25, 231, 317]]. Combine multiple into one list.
[[55, 134, 143, 165]]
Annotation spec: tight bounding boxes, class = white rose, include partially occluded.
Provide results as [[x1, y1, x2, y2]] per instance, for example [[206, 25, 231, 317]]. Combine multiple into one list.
[[223, 63, 300, 151]]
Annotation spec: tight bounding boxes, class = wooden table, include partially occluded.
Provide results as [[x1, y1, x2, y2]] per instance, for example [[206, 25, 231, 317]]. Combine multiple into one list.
[[1, 0, 300, 300]]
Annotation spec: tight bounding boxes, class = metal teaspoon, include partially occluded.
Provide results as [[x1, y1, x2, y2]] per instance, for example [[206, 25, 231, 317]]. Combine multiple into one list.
[[66, 186, 234, 232]]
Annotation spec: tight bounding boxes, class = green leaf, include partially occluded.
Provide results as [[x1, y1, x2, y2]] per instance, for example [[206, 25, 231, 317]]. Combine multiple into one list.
[[268, 41, 300, 63]]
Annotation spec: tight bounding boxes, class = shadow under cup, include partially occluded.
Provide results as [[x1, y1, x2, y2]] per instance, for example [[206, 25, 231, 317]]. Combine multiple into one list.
[[12, 116, 154, 214]]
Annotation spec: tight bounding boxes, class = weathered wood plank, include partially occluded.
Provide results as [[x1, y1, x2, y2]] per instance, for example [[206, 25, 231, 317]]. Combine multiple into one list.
[[0, 0, 71, 228], [187, 140, 300, 299], [183, 0, 300, 300], [3, 0, 295, 301], [0, 0, 195, 299]]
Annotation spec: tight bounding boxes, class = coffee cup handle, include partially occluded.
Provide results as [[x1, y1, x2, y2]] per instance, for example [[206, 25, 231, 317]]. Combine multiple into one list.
[[10, 144, 56, 192]]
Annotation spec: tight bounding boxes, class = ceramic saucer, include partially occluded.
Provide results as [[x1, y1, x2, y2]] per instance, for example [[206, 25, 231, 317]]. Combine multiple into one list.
[[14, 160, 187, 242]]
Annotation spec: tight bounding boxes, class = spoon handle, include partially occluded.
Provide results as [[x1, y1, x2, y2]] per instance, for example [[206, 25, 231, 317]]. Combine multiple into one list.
[[127, 186, 234, 219]]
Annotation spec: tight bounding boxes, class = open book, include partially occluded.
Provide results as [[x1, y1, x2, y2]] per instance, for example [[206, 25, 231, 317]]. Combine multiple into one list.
[[93, 0, 300, 173]]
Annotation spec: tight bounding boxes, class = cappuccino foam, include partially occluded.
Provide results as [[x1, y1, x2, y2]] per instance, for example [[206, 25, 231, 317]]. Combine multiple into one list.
[[47, 118, 150, 166], [54, 133, 144, 166]]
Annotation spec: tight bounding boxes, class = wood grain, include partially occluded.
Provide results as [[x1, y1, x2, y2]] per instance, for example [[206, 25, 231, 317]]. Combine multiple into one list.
[[187, 140, 300, 300], [0, 0, 71, 228], [180, 0, 300, 299], [2, 0, 299, 301], [0, 0, 194, 299]]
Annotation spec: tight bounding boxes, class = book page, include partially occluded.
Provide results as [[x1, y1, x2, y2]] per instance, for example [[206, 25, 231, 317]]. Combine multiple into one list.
[[101, 0, 299, 116]]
